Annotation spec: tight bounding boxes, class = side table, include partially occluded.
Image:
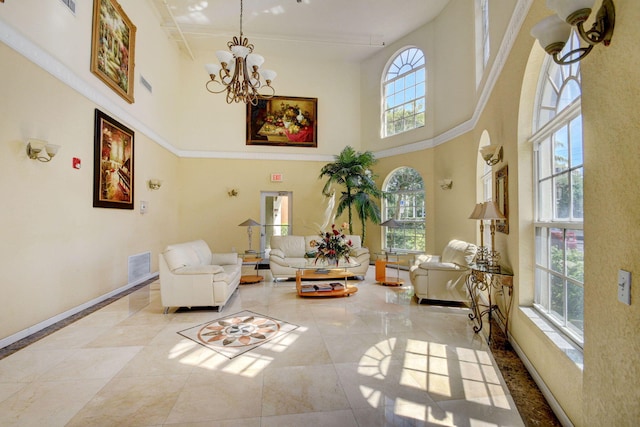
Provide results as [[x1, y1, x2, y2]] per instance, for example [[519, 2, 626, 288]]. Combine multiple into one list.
[[240, 254, 264, 284], [465, 264, 514, 344], [374, 251, 414, 286]]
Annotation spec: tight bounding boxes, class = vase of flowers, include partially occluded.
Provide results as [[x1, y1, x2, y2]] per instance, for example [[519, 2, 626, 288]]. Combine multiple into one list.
[[310, 223, 353, 266]]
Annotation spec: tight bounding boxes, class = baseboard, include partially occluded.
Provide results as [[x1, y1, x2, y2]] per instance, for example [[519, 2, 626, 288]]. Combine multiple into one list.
[[0, 272, 158, 349], [508, 334, 575, 427]]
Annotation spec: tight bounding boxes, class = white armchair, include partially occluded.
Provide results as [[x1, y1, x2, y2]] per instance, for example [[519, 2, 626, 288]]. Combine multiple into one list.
[[409, 240, 477, 304], [159, 240, 241, 313]]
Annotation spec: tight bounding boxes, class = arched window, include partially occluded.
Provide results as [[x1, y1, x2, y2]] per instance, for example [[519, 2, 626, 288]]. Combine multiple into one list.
[[531, 34, 584, 345], [382, 167, 425, 251], [382, 47, 426, 137]]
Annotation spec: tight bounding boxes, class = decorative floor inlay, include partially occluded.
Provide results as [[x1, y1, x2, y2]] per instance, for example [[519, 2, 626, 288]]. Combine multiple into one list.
[[178, 310, 298, 359]]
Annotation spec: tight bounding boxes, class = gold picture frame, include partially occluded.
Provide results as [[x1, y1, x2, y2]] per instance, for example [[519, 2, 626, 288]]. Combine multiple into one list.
[[495, 165, 509, 234], [90, 0, 136, 103]]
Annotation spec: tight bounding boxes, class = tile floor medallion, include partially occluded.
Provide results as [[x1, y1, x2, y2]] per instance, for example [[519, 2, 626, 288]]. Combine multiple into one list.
[[178, 310, 299, 358]]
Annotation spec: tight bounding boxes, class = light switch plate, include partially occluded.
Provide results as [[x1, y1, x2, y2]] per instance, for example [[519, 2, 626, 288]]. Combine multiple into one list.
[[140, 200, 148, 215], [618, 270, 631, 305]]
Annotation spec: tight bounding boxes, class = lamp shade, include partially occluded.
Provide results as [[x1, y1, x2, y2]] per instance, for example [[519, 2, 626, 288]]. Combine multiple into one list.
[[531, 15, 572, 54], [238, 218, 260, 227], [468, 203, 485, 220], [546, 0, 594, 22], [380, 218, 400, 228], [205, 63, 221, 76], [479, 201, 506, 220]]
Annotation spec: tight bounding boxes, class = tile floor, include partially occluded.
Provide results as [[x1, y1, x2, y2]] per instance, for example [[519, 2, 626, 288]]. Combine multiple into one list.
[[0, 267, 526, 426]]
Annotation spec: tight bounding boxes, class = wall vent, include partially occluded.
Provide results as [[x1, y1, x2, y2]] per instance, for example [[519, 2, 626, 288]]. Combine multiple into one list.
[[140, 75, 153, 93], [128, 251, 151, 284], [59, 0, 76, 14]]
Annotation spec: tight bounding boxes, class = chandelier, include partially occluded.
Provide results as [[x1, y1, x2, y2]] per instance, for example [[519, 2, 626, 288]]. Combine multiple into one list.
[[204, 0, 277, 105]]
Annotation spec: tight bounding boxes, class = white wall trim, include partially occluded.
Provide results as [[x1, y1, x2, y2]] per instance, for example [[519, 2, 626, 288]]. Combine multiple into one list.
[[0, 272, 158, 350], [1, 0, 533, 161], [509, 332, 575, 427]]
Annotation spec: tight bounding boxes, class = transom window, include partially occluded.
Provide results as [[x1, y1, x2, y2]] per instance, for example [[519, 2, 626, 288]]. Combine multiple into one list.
[[382, 167, 425, 252], [532, 34, 584, 346], [383, 48, 426, 137]]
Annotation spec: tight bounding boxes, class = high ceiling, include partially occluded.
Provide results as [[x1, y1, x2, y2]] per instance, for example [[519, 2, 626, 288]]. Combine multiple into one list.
[[149, 0, 451, 61]]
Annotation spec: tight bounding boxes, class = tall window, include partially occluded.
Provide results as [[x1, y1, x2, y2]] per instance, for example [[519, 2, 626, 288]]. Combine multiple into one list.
[[383, 48, 426, 137], [475, 0, 490, 86], [382, 167, 425, 251], [480, 0, 490, 68], [532, 34, 584, 345]]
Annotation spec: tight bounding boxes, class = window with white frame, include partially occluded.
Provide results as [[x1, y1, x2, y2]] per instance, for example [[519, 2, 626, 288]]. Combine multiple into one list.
[[480, 0, 490, 68], [382, 48, 426, 137], [475, 0, 490, 86], [531, 34, 584, 346], [382, 167, 425, 251]]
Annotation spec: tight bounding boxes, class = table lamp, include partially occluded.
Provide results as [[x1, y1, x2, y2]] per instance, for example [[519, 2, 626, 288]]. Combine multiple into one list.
[[238, 218, 260, 253]]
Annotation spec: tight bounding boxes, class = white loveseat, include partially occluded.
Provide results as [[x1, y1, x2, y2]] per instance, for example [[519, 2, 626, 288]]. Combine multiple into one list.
[[159, 240, 241, 313], [269, 235, 370, 280], [409, 239, 477, 304]]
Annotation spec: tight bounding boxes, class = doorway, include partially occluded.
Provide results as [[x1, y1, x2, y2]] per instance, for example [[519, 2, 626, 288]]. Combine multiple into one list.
[[260, 191, 293, 258]]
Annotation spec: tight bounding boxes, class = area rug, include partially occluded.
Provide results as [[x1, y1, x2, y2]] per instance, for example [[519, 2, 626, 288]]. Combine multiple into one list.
[[178, 310, 299, 359]]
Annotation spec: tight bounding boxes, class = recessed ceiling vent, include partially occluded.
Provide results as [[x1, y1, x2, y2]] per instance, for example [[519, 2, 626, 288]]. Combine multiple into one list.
[[140, 75, 153, 93], [60, 0, 76, 14]]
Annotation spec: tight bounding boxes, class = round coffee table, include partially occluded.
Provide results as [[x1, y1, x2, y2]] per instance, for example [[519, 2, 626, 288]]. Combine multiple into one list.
[[288, 260, 361, 297]]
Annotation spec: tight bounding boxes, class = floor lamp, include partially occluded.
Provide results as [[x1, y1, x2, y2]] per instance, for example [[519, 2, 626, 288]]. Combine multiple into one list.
[[380, 218, 401, 281], [238, 218, 260, 253], [380, 218, 400, 252]]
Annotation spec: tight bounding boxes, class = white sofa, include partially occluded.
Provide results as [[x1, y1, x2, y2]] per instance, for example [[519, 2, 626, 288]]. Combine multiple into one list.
[[409, 239, 477, 304], [159, 240, 241, 313], [269, 234, 370, 280]]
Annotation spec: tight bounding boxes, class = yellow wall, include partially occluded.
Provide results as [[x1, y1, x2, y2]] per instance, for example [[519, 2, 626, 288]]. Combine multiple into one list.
[[0, 43, 181, 340], [2, 0, 640, 425], [581, 0, 640, 423]]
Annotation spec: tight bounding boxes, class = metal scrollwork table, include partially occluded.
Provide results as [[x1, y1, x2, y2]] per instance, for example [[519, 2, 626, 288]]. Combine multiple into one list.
[[466, 264, 514, 343]]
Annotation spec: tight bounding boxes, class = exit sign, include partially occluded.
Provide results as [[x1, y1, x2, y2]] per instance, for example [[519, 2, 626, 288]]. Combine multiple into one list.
[[271, 173, 283, 182]]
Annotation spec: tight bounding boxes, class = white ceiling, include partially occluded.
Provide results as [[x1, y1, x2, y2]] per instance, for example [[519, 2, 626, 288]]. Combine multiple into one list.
[[149, 0, 451, 61]]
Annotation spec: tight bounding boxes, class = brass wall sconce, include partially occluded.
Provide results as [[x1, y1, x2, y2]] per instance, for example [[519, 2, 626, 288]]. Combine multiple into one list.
[[438, 179, 453, 190], [148, 179, 162, 190], [228, 189, 239, 197], [531, 0, 615, 65], [480, 144, 503, 166], [26, 139, 60, 162]]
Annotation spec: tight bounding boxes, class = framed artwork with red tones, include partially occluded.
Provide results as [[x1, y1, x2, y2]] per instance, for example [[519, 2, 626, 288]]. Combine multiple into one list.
[[90, 0, 136, 103], [246, 96, 317, 147], [93, 109, 134, 209]]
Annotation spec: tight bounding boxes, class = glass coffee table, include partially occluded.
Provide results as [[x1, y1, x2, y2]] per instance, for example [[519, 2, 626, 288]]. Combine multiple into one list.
[[288, 260, 361, 297]]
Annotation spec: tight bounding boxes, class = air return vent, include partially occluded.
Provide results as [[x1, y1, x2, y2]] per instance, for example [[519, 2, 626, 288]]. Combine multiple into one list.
[[128, 251, 151, 284], [140, 75, 153, 93], [60, 0, 76, 14]]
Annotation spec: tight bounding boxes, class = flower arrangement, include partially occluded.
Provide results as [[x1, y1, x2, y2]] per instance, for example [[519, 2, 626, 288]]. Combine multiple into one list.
[[310, 223, 353, 265]]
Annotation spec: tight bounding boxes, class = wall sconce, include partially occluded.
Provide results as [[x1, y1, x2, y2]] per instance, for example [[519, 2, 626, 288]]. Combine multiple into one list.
[[480, 144, 503, 166], [438, 179, 453, 190], [26, 139, 60, 162], [148, 179, 162, 190], [531, 0, 615, 65], [228, 189, 239, 197]]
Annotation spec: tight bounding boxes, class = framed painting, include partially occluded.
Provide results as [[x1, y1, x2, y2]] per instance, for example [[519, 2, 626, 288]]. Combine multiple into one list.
[[246, 96, 317, 147], [495, 165, 509, 234], [90, 0, 136, 103], [93, 109, 134, 209]]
